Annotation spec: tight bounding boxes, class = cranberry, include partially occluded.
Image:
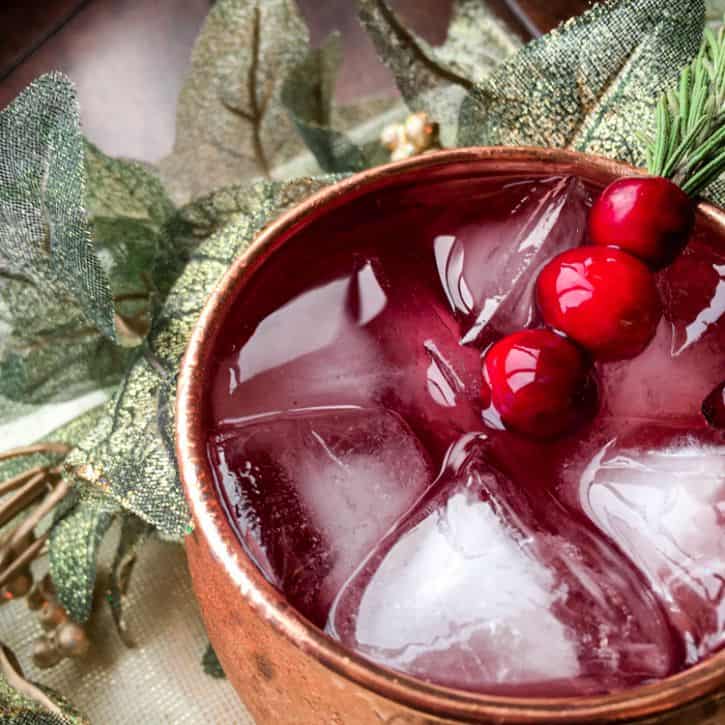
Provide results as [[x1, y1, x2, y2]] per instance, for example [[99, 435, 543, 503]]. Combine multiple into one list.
[[481, 329, 596, 439], [702, 382, 725, 429], [589, 177, 694, 268], [536, 247, 661, 361]]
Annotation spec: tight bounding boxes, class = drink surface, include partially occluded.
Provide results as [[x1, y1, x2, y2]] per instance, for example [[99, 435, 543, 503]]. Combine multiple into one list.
[[204, 173, 725, 696]]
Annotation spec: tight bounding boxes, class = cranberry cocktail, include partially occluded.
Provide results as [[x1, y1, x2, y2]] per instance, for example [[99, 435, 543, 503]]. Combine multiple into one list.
[[203, 171, 725, 697]]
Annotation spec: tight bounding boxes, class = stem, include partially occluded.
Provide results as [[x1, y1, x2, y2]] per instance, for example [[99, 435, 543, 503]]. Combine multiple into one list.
[[0, 466, 48, 497], [0, 534, 47, 589], [0, 473, 49, 529], [0, 444, 70, 463], [5, 480, 70, 555]]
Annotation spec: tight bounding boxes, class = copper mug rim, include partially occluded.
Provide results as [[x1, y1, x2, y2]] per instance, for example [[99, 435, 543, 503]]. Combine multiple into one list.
[[176, 146, 725, 724]]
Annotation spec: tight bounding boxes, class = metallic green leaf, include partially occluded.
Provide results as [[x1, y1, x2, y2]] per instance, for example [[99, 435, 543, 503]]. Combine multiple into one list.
[[49, 488, 119, 623], [0, 665, 88, 725], [282, 34, 371, 173], [66, 177, 334, 538], [458, 0, 705, 168], [0, 103, 178, 418], [201, 643, 226, 679], [159, 0, 310, 204], [107, 515, 154, 647], [0, 73, 115, 341], [358, 0, 520, 144]]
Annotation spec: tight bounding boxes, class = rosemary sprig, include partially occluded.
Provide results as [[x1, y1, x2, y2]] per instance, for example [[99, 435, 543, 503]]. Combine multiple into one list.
[[647, 21, 725, 196]]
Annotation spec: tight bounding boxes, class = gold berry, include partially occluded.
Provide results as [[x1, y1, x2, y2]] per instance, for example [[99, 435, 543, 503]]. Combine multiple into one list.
[[39, 601, 68, 631], [55, 622, 89, 659]]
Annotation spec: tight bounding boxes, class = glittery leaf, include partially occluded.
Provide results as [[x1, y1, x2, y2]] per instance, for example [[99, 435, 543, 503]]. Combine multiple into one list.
[[0, 73, 116, 341], [159, 0, 310, 204], [49, 488, 119, 623], [107, 515, 154, 647], [358, 0, 520, 144], [458, 0, 705, 168], [282, 34, 374, 173], [0, 666, 88, 725], [66, 177, 334, 538], [0, 106, 177, 421], [202, 643, 226, 679]]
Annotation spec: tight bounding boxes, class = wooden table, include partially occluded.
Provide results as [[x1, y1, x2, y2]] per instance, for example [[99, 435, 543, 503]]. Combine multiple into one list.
[[0, 0, 591, 163]]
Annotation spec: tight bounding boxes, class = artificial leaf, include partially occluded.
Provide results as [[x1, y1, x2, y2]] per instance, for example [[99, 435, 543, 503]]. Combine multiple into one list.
[[107, 515, 154, 647], [358, 0, 520, 144], [49, 488, 119, 623], [0, 73, 116, 340], [159, 0, 310, 204], [0, 97, 180, 418], [0, 405, 105, 485], [202, 643, 226, 679], [458, 0, 705, 167], [66, 177, 334, 538], [0, 662, 88, 725], [282, 34, 372, 173]]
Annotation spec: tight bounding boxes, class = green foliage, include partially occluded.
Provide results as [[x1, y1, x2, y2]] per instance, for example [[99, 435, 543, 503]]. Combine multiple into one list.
[[0, 87, 178, 420], [282, 34, 373, 173], [159, 0, 310, 203], [646, 21, 725, 196], [50, 488, 119, 623], [201, 644, 226, 679], [458, 0, 705, 168], [358, 0, 519, 144], [0, 658, 88, 725], [66, 177, 334, 538], [0, 74, 116, 341]]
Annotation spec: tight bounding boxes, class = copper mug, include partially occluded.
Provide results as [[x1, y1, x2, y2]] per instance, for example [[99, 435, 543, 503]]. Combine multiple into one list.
[[176, 147, 725, 724]]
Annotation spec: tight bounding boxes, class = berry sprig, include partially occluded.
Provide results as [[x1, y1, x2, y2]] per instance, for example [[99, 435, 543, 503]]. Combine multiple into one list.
[[480, 25, 725, 439]]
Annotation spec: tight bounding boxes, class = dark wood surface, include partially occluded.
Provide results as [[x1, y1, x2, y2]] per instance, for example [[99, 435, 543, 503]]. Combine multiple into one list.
[[0, 0, 590, 162]]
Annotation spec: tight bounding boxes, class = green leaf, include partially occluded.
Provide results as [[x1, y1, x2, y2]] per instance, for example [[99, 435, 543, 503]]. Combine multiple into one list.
[[282, 34, 371, 173], [0, 89, 174, 420], [159, 0, 310, 204], [66, 177, 335, 538], [0, 660, 88, 725], [358, 0, 520, 144], [458, 0, 705, 166], [107, 515, 154, 647], [49, 488, 119, 623], [0, 73, 116, 340], [202, 643, 226, 679]]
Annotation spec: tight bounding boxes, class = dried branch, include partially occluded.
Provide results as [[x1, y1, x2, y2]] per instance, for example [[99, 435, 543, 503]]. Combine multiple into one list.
[[0, 472, 49, 529], [0, 534, 47, 590], [0, 443, 70, 463], [5, 480, 70, 555]]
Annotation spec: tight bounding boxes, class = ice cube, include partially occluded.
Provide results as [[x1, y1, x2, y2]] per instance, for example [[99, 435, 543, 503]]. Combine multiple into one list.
[[328, 434, 678, 696], [207, 407, 434, 626], [432, 177, 591, 347], [212, 272, 386, 424], [211, 260, 483, 459], [580, 429, 725, 662]]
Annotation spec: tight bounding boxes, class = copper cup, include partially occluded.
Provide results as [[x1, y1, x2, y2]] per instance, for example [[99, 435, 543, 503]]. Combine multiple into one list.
[[176, 147, 725, 724]]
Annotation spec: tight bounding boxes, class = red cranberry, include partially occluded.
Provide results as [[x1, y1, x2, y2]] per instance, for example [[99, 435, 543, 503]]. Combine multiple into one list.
[[703, 382, 725, 429], [481, 329, 596, 439], [589, 177, 694, 268], [536, 247, 661, 361]]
